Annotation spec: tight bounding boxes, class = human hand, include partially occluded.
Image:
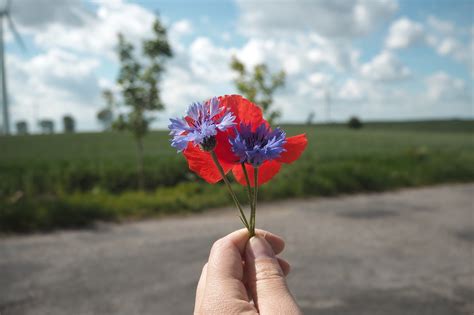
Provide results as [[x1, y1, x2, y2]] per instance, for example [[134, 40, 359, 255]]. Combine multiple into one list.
[[194, 229, 302, 314]]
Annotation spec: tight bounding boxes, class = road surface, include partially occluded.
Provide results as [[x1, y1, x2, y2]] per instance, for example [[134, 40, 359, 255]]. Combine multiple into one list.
[[1, 184, 473, 314]]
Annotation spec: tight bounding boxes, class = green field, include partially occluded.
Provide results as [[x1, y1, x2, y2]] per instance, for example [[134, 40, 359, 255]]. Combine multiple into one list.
[[1, 120, 473, 233]]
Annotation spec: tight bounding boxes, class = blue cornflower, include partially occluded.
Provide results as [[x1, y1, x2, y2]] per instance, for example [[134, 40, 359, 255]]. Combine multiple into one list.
[[169, 97, 235, 152], [229, 123, 287, 167]]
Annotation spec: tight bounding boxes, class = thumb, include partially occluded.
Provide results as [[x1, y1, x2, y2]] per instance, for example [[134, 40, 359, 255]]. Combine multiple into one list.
[[245, 236, 302, 315]]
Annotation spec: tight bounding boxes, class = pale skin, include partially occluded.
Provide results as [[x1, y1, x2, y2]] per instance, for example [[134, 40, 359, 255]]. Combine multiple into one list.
[[194, 229, 302, 315]]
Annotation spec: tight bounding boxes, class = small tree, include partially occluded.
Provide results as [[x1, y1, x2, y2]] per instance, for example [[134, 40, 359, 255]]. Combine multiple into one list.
[[16, 121, 28, 135], [97, 90, 115, 131], [63, 115, 75, 133], [101, 18, 172, 190], [39, 119, 54, 134], [348, 116, 363, 129], [230, 56, 285, 125], [97, 108, 113, 130]]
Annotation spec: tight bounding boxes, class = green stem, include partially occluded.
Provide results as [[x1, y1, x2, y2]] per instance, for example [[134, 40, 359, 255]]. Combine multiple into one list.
[[242, 163, 255, 237], [210, 151, 250, 230], [252, 167, 259, 236]]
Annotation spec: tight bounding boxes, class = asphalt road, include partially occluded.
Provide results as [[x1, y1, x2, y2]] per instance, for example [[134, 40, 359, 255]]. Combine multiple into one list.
[[1, 184, 473, 315]]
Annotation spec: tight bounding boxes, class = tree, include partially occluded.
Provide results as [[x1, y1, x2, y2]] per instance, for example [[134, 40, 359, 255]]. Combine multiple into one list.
[[97, 108, 113, 130], [348, 116, 363, 129], [230, 56, 285, 125], [16, 121, 28, 135], [97, 90, 115, 131], [63, 115, 75, 133], [39, 120, 54, 134], [100, 18, 172, 190]]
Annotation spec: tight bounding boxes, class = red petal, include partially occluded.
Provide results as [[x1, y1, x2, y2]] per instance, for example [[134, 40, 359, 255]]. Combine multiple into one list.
[[219, 95, 268, 130], [183, 144, 233, 184], [232, 160, 281, 187], [277, 134, 308, 164], [214, 131, 240, 164]]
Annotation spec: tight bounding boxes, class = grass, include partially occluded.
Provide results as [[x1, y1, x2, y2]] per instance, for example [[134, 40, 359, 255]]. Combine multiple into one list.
[[1, 119, 473, 233]]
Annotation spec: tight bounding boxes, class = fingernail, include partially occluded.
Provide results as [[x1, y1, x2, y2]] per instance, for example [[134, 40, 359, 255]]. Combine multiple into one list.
[[248, 236, 275, 259]]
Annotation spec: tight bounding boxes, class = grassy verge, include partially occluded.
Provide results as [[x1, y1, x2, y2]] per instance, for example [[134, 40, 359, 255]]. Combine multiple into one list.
[[2, 144, 473, 233]]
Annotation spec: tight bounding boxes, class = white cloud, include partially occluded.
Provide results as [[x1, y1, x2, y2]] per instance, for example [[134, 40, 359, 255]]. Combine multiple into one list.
[[161, 36, 236, 118], [295, 73, 332, 101], [169, 19, 193, 52], [8, 50, 102, 132], [332, 72, 471, 120], [427, 16, 455, 35], [385, 17, 424, 49], [171, 19, 192, 35], [168, 35, 314, 113], [233, 36, 332, 75], [431, 37, 472, 73], [361, 50, 411, 81], [436, 38, 461, 56], [235, 37, 318, 75], [424, 15, 473, 75], [30, 0, 155, 58], [283, 56, 302, 75], [236, 0, 398, 38], [307, 35, 361, 71], [308, 73, 332, 86], [234, 38, 269, 68], [10, 0, 89, 30], [425, 71, 467, 102], [189, 37, 234, 83], [161, 66, 214, 117], [338, 79, 366, 101]]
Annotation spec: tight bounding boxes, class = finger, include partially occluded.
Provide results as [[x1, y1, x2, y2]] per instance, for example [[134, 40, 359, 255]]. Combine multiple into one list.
[[245, 236, 302, 314], [194, 263, 208, 313], [255, 229, 285, 255], [243, 258, 289, 291], [242, 258, 290, 290], [204, 229, 252, 304], [277, 257, 291, 276], [207, 229, 248, 281], [207, 228, 285, 281]]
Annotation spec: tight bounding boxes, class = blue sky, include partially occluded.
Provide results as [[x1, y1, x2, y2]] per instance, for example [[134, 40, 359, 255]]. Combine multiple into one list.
[[3, 0, 473, 132]]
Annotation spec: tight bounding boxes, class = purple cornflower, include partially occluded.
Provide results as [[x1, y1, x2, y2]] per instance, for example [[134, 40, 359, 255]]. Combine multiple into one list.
[[169, 97, 235, 152], [229, 123, 287, 167]]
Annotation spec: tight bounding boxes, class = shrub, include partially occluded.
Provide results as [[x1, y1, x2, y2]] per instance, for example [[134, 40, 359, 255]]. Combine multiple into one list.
[[348, 116, 363, 129]]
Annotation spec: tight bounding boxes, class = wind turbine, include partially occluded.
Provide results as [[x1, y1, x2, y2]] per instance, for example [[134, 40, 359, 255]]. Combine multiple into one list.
[[324, 86, 331, 123], [0, 0, 25, 135]]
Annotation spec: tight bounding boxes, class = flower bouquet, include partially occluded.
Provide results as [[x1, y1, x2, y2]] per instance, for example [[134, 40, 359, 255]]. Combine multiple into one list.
[[169, 95, 307, 236]]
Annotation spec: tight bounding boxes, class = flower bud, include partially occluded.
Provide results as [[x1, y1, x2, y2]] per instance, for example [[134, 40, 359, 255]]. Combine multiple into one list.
[[200, 136, 217, 151]]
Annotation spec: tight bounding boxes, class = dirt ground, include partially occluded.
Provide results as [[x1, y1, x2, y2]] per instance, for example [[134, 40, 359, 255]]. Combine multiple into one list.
[[1, 184, 473, 315]]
